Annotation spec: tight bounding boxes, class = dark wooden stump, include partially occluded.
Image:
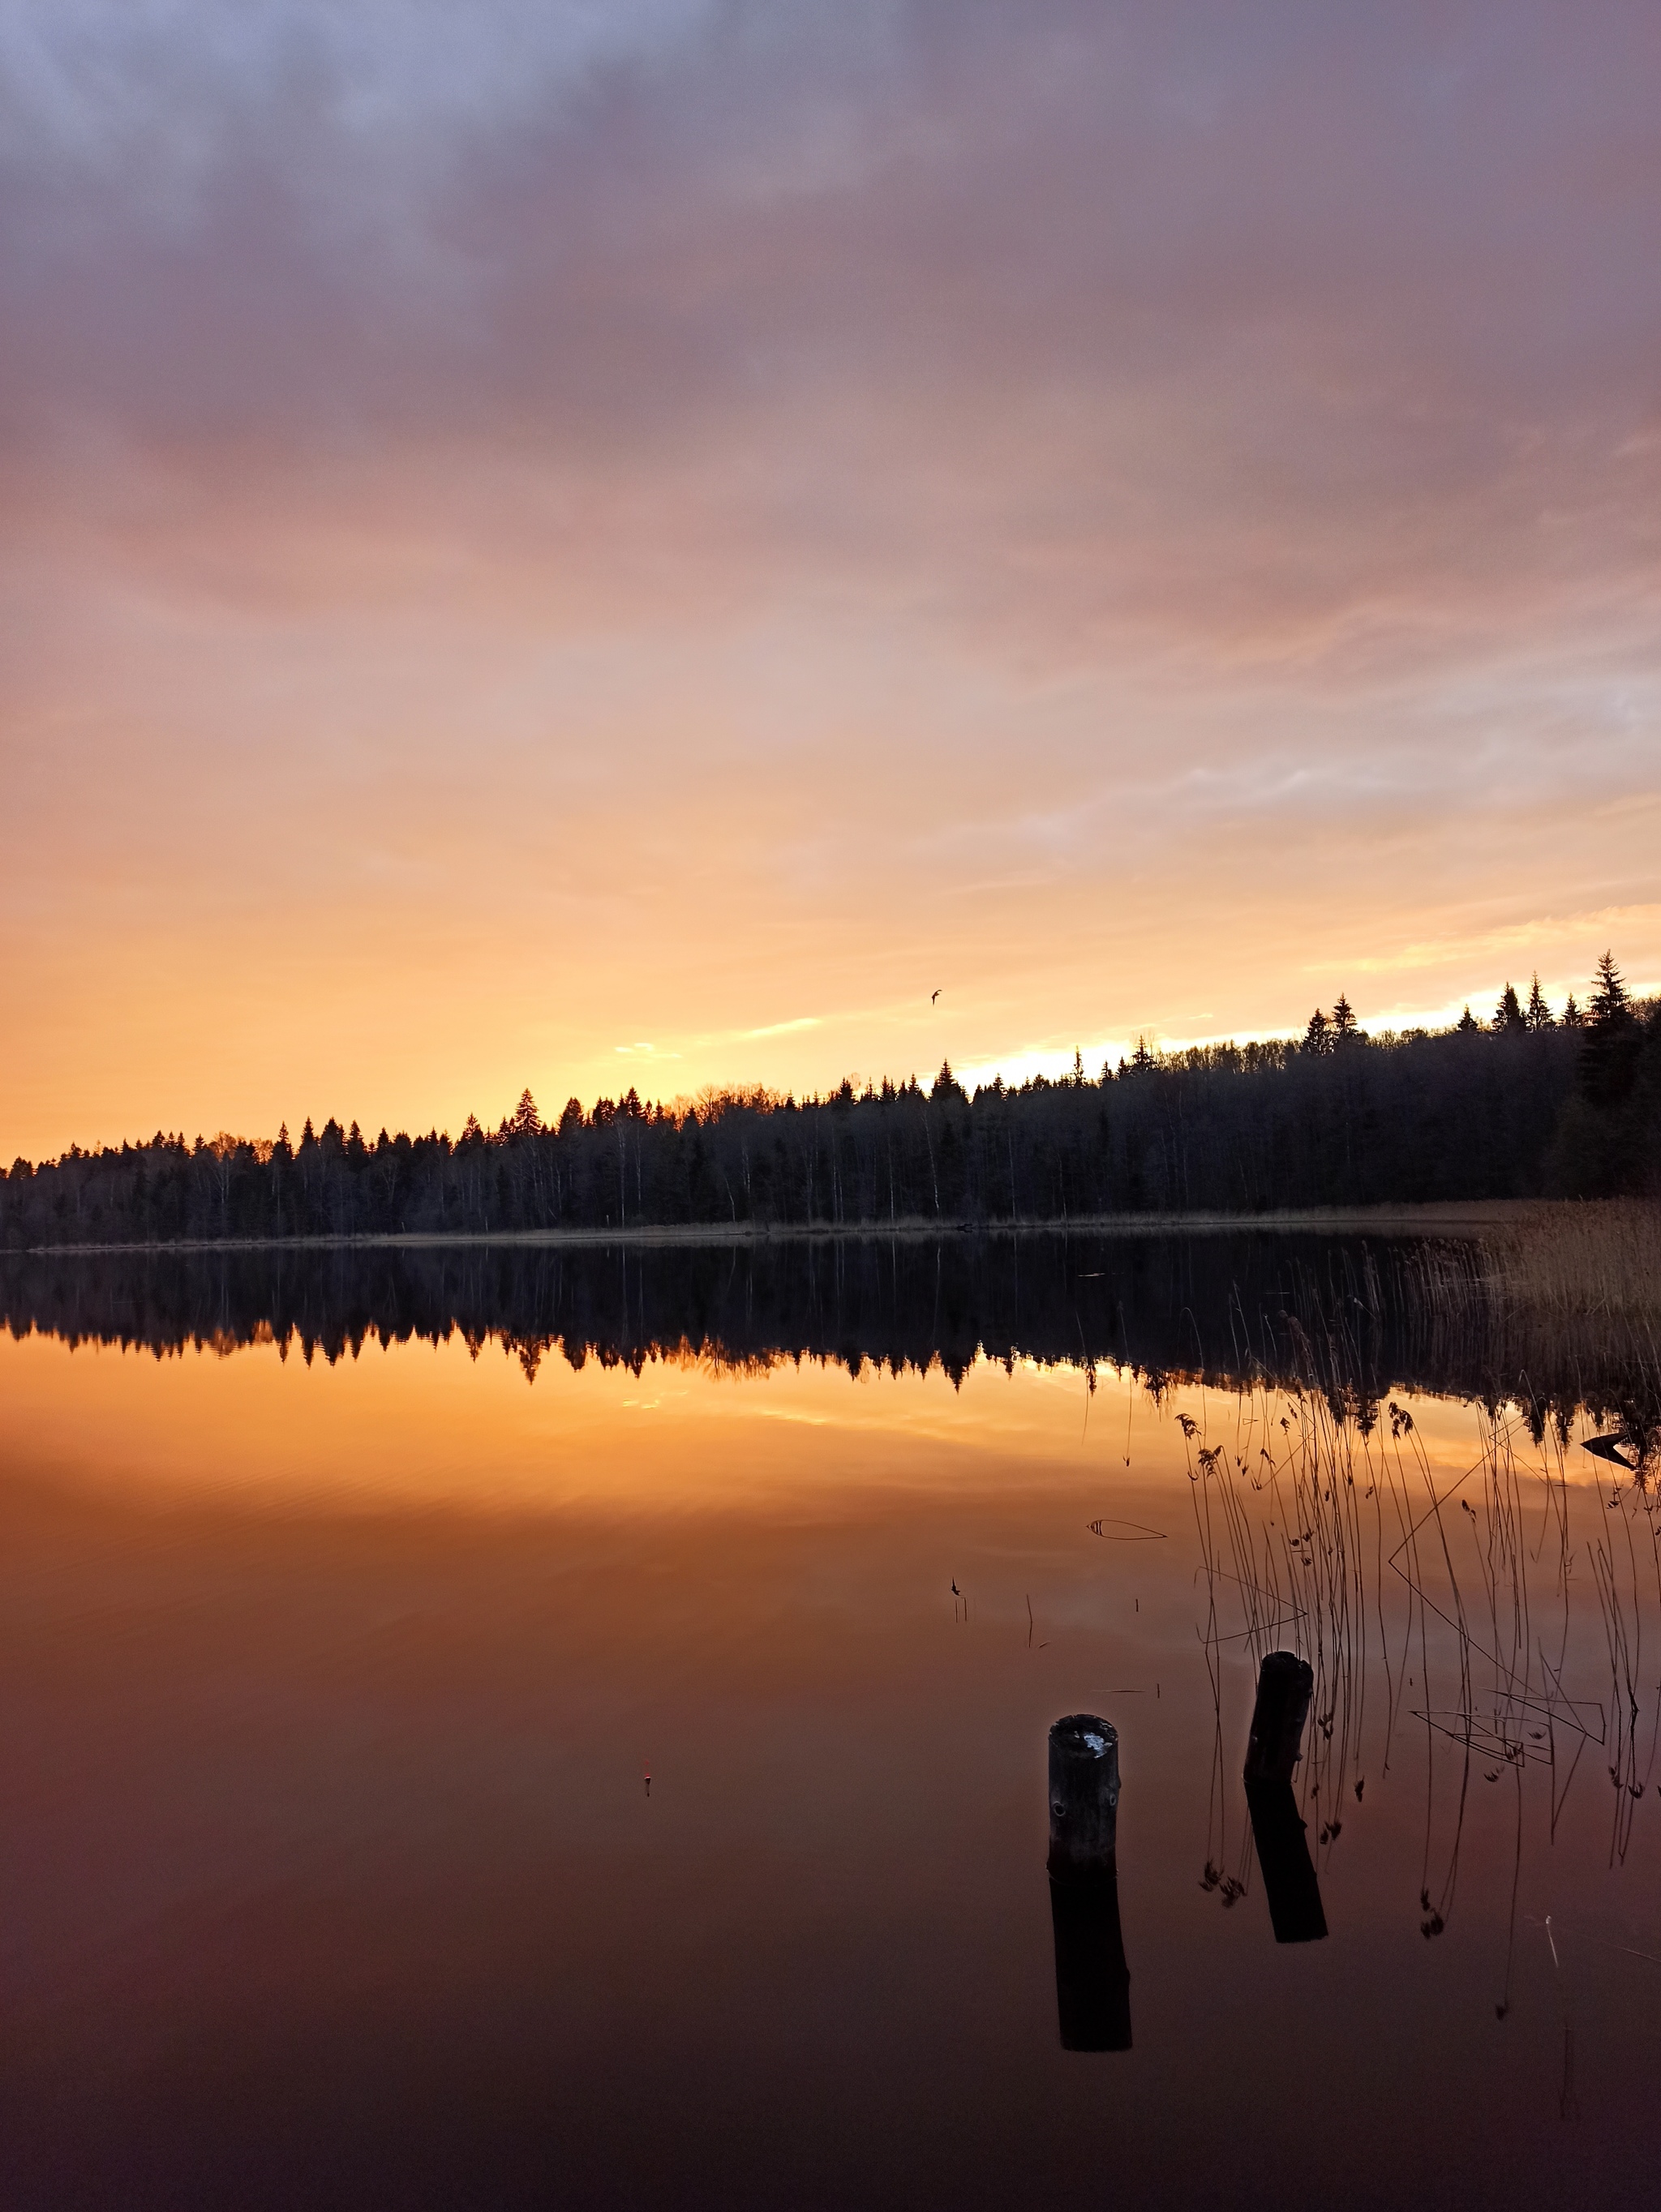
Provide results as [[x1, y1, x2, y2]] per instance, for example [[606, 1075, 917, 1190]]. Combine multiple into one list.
[[1047, 1713, 1119, 1876], [1243, 1650, 1313, 1785], [1047, 1715, 1131, 2050]]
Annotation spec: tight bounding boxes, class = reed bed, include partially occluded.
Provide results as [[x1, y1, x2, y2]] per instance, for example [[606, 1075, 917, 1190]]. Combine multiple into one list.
[[1185, 1357, 1661, 1980], [1477, 1200, 1661, 1322]]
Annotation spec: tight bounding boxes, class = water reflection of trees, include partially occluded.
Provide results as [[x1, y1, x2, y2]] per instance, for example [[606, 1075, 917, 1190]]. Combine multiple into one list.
[[1184, 1348, 1661, 1970], [3, 1231, 1658, 1445]]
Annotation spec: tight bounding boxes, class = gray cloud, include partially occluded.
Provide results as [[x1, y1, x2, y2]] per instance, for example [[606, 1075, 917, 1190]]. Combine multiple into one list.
[[5, 4, 1656, 465], [3, 2, 1659, 849]]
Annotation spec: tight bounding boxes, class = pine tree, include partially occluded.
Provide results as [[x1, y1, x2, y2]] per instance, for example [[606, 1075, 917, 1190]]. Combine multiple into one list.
[[1589, 950, 1631, 1027], [510, 1089, 541, 1137], [1525, 974, 1553, 1030], [1330, 995, 1360, 1044], [1303, 1009, 1332, 1056], [1561, 993, 1582, 1028], [1455, 1005, 1480, 1035], [1580, 950, 1641, 1110], [1493, 983, 1526, 1033]]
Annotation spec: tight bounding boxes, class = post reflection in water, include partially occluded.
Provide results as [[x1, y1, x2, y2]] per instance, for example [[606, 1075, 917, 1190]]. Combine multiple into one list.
[[1047, 1867, 1133, 2054], [1046, 1714, 1132, 2051], [1244, 1783, 1328, 1947], [1243, 1653, 1328, 1946]]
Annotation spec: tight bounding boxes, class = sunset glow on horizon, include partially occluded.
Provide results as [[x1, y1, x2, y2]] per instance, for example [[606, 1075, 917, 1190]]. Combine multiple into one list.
[[5, 2, 1659, 1161]]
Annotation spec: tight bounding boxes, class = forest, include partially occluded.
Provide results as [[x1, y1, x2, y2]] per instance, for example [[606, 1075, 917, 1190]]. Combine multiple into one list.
[[3, 959, 1657, 1250]]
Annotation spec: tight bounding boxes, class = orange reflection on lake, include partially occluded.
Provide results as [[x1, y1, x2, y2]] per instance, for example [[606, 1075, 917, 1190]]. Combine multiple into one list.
[[0, 1326, 1655, 2209]]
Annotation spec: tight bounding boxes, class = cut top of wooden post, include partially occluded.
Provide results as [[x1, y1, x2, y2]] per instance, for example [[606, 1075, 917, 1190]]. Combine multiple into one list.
[[1243, 1651, 1314, 1785], [1048, 1713, 1120, 1875]]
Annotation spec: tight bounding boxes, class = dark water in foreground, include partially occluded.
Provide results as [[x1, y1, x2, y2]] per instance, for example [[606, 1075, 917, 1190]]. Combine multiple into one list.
[[2, 1237, 1659, 2208]]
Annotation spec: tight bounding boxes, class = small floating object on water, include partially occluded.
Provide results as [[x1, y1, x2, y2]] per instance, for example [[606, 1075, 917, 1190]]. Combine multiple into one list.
[[1583, 1434, 1639, 1471]]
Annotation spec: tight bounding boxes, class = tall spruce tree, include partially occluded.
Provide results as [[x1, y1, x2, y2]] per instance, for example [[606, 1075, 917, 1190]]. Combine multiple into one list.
[[1581, 951, 1640, 1108]]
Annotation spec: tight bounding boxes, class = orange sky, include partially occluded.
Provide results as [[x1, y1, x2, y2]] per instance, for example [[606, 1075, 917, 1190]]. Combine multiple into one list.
[[3, 2, 1659, 1161]]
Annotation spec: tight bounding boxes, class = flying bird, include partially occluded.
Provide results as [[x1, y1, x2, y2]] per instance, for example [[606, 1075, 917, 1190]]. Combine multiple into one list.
[[931, 989, 941, 1003]]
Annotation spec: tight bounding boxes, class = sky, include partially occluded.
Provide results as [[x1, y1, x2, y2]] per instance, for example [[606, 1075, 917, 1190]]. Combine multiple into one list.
[[3, 0, 1659, 1159]]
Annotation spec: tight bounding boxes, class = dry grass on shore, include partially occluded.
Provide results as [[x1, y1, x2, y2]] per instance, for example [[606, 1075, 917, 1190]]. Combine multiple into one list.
[[1475, 1200, 1661, 1320], [1377, 1202, 1660, 1455]]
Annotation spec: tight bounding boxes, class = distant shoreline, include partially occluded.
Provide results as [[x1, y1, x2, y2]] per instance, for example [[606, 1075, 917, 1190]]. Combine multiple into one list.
[[6, 1198, 1586, 1258]]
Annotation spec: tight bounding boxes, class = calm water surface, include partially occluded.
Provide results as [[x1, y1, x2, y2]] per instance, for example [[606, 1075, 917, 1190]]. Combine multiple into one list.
[[2, 1267, 1659, 2208]]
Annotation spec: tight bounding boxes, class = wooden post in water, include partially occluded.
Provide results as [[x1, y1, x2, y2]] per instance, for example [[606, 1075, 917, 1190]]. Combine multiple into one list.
[[1243, 1653, 1327, 1944], [1244, 1649, 1313, 1785], [1047, 1714, 1131, 2051], [1048, 1713, 1119, 1875]]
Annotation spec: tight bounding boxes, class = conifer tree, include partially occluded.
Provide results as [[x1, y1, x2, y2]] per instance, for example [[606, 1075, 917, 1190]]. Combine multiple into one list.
[[1525, 974, 1553, 1030], [1580, 950, 1641, 1109], [1590, 950, 1631, 1027]]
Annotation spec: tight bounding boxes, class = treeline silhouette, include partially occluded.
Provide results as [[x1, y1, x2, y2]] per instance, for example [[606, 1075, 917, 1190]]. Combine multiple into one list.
[[2, 1232, 1651, 1441], [5, 959, 1657, 1250]]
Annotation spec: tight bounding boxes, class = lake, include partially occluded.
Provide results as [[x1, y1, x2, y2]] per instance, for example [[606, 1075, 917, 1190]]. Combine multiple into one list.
[[2, 1234, 1657, 2208]]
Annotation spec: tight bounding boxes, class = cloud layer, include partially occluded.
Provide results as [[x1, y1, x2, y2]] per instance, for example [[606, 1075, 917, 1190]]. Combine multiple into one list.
[[2, 2, 1659, 1153]]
